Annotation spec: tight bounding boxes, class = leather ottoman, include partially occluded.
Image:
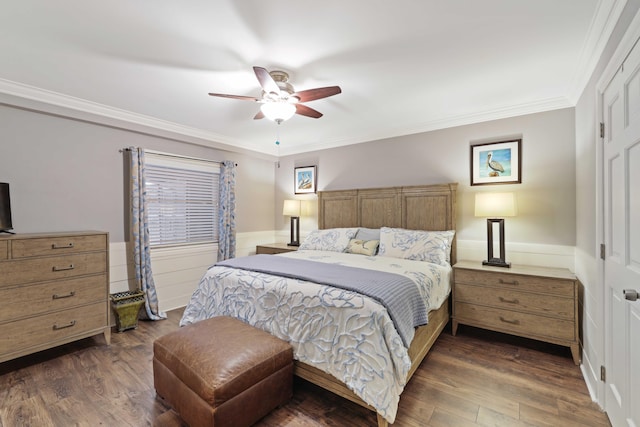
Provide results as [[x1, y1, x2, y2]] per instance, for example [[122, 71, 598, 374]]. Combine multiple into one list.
[[153, 316, 293, 427]]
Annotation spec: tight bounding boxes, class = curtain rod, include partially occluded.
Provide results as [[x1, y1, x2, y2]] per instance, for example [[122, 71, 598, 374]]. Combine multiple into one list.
[[119, 148, 237, 166]]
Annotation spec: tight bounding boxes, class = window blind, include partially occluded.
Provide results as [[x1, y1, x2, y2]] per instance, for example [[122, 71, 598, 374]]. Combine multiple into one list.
[[144, 152, 220, 247]]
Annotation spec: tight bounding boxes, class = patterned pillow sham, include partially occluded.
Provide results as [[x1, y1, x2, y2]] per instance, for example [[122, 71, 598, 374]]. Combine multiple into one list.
[[299, 228, 359, 252], [345, 239, 380, 256], [378, 227, 455, 266]]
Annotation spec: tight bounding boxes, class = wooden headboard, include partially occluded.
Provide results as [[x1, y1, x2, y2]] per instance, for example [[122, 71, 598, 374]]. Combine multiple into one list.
[[317, 183, 458, 264]]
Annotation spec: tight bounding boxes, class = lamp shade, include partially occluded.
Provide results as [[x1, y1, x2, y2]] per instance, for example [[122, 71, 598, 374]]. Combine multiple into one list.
[[475, 192, 517, 218], [261, 102, 296, 122], [283, 199, 301, 216]]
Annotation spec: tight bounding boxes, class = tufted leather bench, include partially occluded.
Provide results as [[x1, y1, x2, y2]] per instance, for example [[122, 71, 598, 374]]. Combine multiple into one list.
[[153, 316, 293, 427]]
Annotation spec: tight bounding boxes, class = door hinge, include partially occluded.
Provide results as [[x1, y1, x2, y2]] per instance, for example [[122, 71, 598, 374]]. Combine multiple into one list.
[[601, 365, 606, 382], [600, 122, 605, 138], [600, 243, 606, 260]]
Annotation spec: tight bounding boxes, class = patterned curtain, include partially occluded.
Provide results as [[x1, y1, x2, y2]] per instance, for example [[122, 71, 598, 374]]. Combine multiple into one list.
[[217, 160, 237, 261], [129, 147, 166, 320]]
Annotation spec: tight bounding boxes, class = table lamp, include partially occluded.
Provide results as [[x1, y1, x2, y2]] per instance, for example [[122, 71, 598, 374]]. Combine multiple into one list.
[[475, 192, 517, 268], [283, 200, 301, 246]]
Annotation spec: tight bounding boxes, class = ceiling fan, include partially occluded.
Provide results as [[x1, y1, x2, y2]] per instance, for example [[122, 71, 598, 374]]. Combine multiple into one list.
[[208, 66, 342, 124]]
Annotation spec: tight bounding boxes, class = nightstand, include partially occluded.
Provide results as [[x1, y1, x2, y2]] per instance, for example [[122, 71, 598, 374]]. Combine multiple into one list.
[[452, 260, 580, 364], [255, 243, 299, 255]]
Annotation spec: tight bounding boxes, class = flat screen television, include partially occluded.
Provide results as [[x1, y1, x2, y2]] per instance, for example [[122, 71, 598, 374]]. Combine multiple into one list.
[[0, 183, 13, 233]]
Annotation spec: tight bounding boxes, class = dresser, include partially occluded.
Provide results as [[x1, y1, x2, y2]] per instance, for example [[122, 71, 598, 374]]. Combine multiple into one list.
[[452, 260, 580, 364], [255, 243, 299, 255], [0, 231, 110, 363]]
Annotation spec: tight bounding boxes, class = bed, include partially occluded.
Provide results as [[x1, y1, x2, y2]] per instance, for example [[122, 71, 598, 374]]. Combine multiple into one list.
[[180, 183, 457, 426]]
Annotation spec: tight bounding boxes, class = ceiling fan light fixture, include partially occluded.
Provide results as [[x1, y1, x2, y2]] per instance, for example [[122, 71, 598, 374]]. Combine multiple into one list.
[[261, 101, 296, 123]]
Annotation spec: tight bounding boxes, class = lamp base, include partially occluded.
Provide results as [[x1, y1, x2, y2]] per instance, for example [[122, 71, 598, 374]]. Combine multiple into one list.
[[483, 259, 511, 268], [288, 216, 300, 247]]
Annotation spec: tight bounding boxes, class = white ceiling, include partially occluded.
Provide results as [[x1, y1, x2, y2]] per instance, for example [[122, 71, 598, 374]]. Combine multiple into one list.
[[0, 1, 622, 157]]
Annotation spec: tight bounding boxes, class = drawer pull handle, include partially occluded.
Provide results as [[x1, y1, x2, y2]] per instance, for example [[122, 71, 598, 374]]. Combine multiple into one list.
[[52, 264, 74, 272], [499, 279, 519, 286], [53, 320, 76, 330], [52, 291, 76, 300], [499, 316, 520, 325], [499, 297, 520, 304], [52, 243, 74, 249]]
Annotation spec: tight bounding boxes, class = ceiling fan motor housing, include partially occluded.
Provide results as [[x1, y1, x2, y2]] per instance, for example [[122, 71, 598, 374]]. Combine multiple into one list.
[[208, 66, 341, 120], [269, 71, 294, 96]]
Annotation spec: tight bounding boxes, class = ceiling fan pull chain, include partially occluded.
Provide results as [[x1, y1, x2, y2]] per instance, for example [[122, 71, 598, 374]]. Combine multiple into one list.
[[275, 127, 281, 167]]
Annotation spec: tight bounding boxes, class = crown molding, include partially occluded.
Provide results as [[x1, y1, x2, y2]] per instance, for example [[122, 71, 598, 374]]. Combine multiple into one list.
[[567, 0, 628, 103], [0, 78, 278, 159], [276, 96, 573, 156]]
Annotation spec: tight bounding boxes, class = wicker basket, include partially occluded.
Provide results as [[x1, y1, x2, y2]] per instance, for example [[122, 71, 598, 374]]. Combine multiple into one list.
[[110, 290, 145, 332]]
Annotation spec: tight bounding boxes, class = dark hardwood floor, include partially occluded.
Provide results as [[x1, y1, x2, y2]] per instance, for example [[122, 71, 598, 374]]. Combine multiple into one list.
[[0, 308, 611, 427]]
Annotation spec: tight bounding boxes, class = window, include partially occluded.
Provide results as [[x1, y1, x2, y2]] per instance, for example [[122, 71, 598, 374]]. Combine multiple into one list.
[[144, 152, 220, 247]]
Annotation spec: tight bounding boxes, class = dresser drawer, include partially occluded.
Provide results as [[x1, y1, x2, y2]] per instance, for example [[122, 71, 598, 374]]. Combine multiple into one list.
[[0, 252, 107, 287], [454, 283, 574, 319], [0, 240, 7, 260], [454, 301, 575, 341], [0, 274, 107, 323], [0, 302, 108, 355], [454, 268, 574, 297], [10, 234, 107, 258]]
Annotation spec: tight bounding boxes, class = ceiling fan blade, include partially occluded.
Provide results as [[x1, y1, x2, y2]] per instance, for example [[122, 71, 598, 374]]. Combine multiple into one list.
[[292, 86, 341, 102], [253, 110, 265, 120], [208, 92, 260, 102], [295, 104, 323, 119], [253, 66, 280, 95]]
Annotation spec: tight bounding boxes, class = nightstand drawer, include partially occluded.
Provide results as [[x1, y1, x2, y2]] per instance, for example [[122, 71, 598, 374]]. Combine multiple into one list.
[[454, 268, 574, 297], [454, 302, 575, 341], [454, 283, 574, 319]]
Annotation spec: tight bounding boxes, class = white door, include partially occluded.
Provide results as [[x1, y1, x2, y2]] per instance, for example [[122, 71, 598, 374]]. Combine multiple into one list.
[[602, 37, 640, 427]]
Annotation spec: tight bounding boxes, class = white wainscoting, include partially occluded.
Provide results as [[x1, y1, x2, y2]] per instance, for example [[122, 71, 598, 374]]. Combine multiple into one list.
[[109, 231, 282, 315], [109, 241, 134, 295], [150, 243, 217, 313], [109, 241, 216, 313], [109, 235, 576, 317], [456, 240, 576, 271]]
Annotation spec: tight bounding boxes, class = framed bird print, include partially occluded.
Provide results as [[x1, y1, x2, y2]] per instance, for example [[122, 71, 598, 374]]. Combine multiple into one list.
[[470, 139, 522, 186], [294, 165, 317, 194]]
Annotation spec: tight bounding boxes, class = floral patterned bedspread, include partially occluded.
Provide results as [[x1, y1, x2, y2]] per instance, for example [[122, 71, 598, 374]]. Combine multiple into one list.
[[180, 250, 451, 423]]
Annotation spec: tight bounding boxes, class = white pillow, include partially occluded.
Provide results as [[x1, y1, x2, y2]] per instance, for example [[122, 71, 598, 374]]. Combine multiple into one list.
[[378, 227, 455, 266], [299, 228, 359, 252]]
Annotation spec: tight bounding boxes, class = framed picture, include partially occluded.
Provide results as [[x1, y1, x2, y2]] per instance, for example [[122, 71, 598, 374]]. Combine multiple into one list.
[[470, 139, 522, 186], [294, 165, 317, 194]]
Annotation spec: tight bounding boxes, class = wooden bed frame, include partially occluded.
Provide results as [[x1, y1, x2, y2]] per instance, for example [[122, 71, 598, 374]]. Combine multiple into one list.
[[293, 183, 458, 427]]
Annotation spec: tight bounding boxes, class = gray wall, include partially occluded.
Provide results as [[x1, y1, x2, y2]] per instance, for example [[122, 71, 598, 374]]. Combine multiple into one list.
[[276, 108, 576, 248], [0, 92, 578, 251], [0, 105, 276, 242]]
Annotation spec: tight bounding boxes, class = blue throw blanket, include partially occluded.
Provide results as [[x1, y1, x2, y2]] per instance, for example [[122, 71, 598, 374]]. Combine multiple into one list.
[[217, 254, 428, 346]]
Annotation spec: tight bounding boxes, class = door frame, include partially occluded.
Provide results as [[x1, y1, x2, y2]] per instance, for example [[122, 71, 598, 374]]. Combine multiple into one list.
[[595, 7, 640, 409]]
